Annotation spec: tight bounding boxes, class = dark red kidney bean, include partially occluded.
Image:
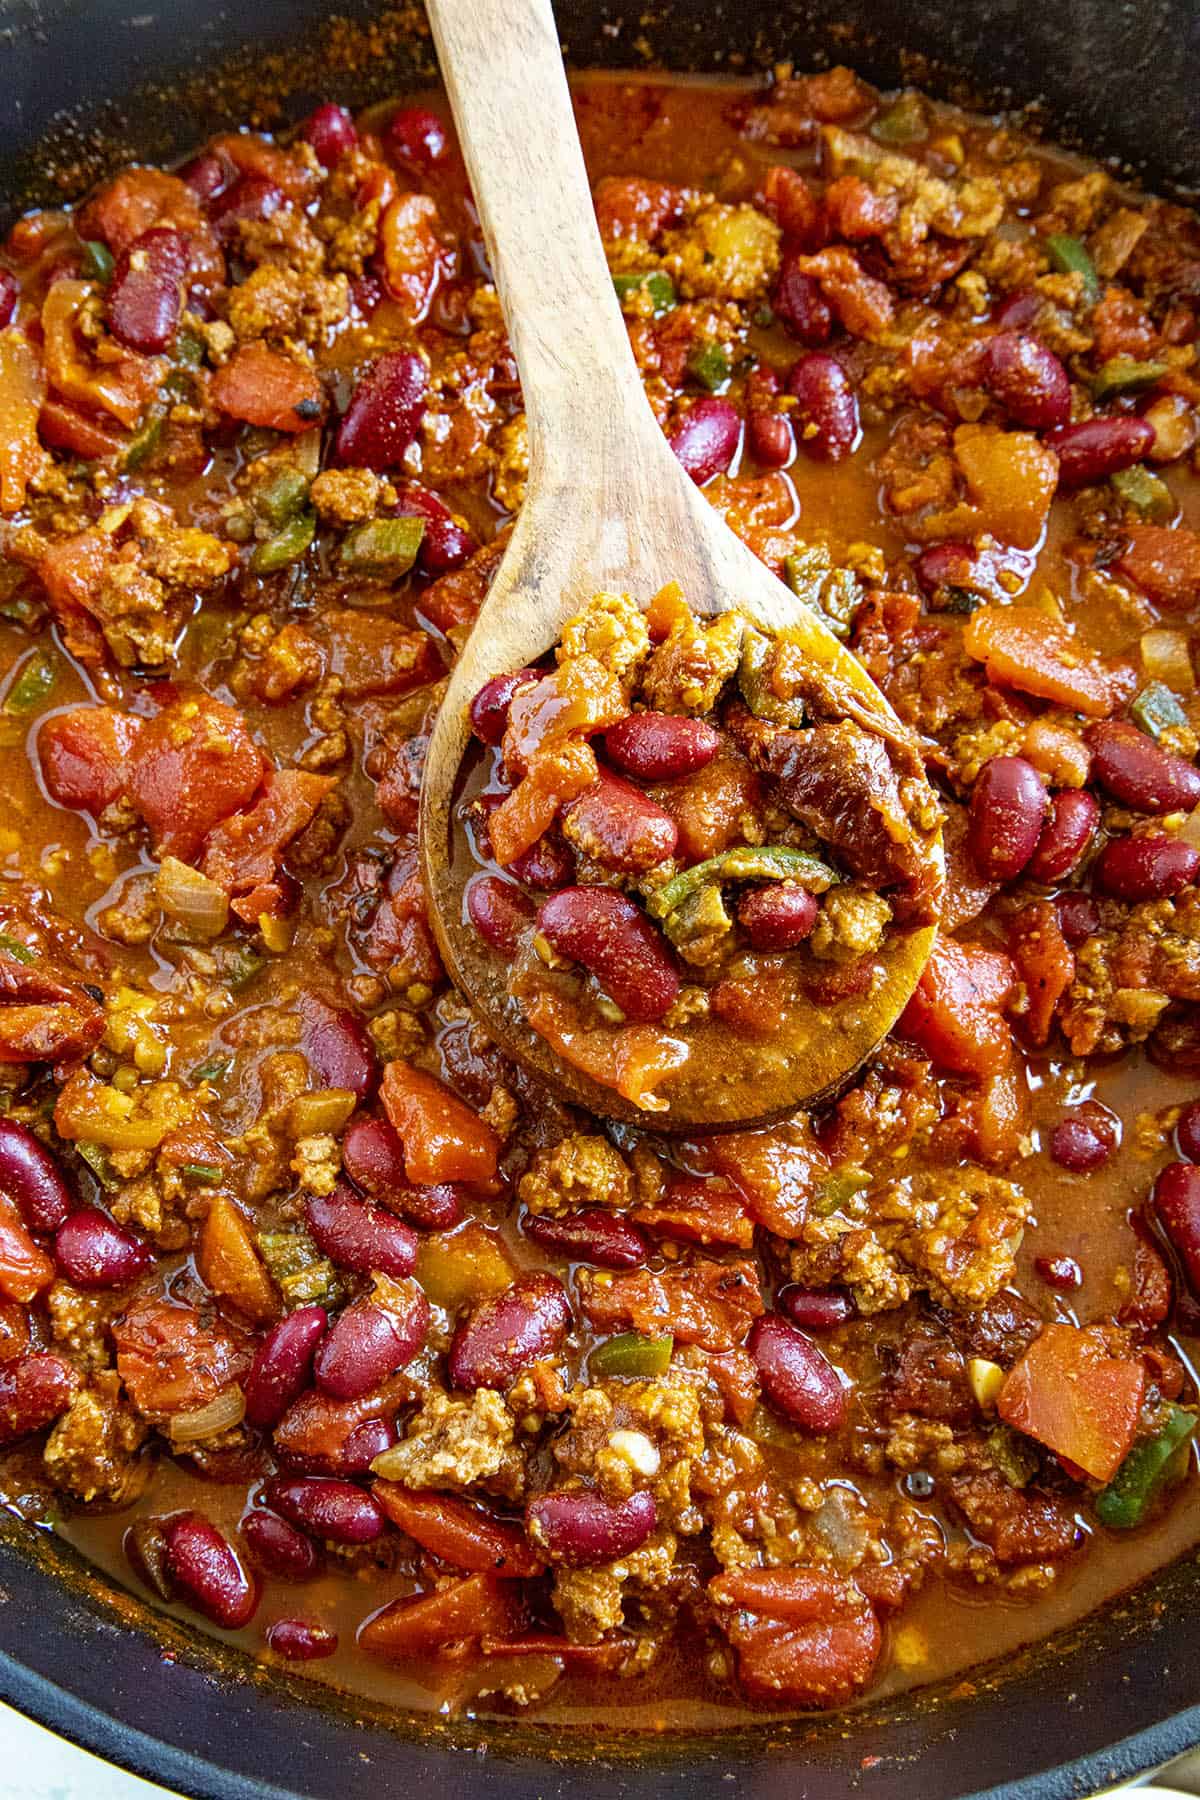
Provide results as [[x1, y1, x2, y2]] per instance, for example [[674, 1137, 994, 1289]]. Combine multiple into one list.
[[603, 713, 721, 781], [786, 353, 860, 462], [738, 884, 818, 950], [1176, 1099, 1200, 1162], [180, 154, 229, 202], [669, 397, 741, 484], [209, 174, 285, 242], [1095, 835, 1200, 901], [448, 1272, 572, 1392], [0, 1352, 76, 1448], [393, 481, 477, 575], [526, 1488, 656, 1567], [1035, 1253, 1083, 1290], [0, 270, 18, 329], [507, 831, 575, 890], [123, 1519, 174, 1601], [313, 1291, 429, 1401], [914, 541, 977, 597], [1027, 789, 1100, 883], [523, 1208, 649, 1271], [467, 874, 535, 955], [163, 1512, 259, 1629], [335, 351, 427, 470], [1048, 415, 1157, 487], [244, 1306, 328, 1430], [266, 1618, 338, 1661], [1055, 891, 1101, 946], [241, 1509, 320, 1580], [1087, 720, 1200, 814], [54, 1209, 153, 1290], [749, 1313, 846, 1433], [536, 888, 680, 1024], [386, 106, 449, 168], [340, 1118, 464, 1229], [264, 1476, 386, 1544], [562, 771, 678, 874], [968, 755, 1048, 882], [992, 289, 1040, 331], [338, 1416, 396, 1474], [773, 255, 834, 345], [746, 406, 794, 468], [777, 1287, 855, 1331], [299, 995, 379, 1098], [305, 1187, 418, 1278], [1153, 1161, 1200, 1292], [302, 102, 358, 166], [0, 1117, 75, 1231], [1049, 1100, 1119, 1172], [982, 331, 1070, 430], [107, 227, 188, 353], [469, 669, 539, 747]]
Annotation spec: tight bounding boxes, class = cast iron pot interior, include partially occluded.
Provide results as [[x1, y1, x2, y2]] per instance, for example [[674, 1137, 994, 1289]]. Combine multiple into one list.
[[0, 0, 1198, 1793]]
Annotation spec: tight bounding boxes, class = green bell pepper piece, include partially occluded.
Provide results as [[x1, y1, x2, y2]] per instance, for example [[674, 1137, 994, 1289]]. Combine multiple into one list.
[[1091, 355, 1169, 401], [256, 468, 311, 529], [686, 341, 730, 392], [1110, 463, 1174, 523], [250, 509, 316, 574], [338, 516, 426, 575], [590, 1332, 674, 1380], [612, 270, 677, 315], [0, 933, 35, 965], [1044, 234, 1101, 305], [256, 1229, 346, 1310], [4, 651, 57, 713], [1095, 1404, 1197, 1529], [871, 90, 929, 145], [81, 240, 115, 283], [1131, 680, 1189, 741], [123, 410, 165, 473], [651, 845, 837, 921]]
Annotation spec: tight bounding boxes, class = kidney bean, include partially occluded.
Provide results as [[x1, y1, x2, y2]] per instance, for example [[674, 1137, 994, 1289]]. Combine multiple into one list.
[[1055, 891, 1101, 946], [1176, 1099, 1200, 1162], [526, 1488, 656, 1567], [267, 1618, 338, 1661], [603, 713, 721, 781], [107, 228, 188, 353], [1035, 1254, 1083, 1290], [54, 1209, 153, 1290], [0, 1352, 76, 1447], [264, 1476, 386, 1544], [448, 1272, 572, 1392], [335, 351, 427, 470], [209, 174, 285, 243], [386, 106, 449, 169], [302, 102, 358, 167], [469, 669, 539, 746], [992, 290, 1041, 331], [786, 353, 860, 462], [778, 1287, 854, 1331], [523, 1208, 649, 1271], [340, 1118, 463, 1229], [0, 270, 18, 329], [1048, 415, 1157, 487], [314, 1290, 429, 1401], [749, 1313, 846, 1433], [0, 1117, 75, 1231], [299, 995, 379, 1099], [339, 1416, 397, 1474], [773, 255, 834, 345], [123, 1519, 174, 1601], [1153, 1161, 1200, 1292], [1095, 834, 1200, 900], [508, 832, 575, 890], [536, 888, 680, 1024], [669, 397, 741, 484], [913, 542, 977, 597], [562, 771, 677, 873], [393, 481, 477, 575], [241, 1509, 320, 1580], [1027, 789, 1099, 883], [180, 154, 229, 202], [244, 1305, 328, 1430], [1049, 1100, 1119, 1172], [305, 1187, 418, 1278], [1086, 720, 1200, 814], [968, 755, 1048, 882], [164, 1512, 259, 1629], [467, 875, 535, 955], [982, 331, 1070, 430], [745, 372, 795, 469], [737, 884, 818, 950]]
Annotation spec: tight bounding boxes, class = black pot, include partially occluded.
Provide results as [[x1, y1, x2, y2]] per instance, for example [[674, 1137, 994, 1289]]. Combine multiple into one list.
[[0, 2, 1197, 1794]]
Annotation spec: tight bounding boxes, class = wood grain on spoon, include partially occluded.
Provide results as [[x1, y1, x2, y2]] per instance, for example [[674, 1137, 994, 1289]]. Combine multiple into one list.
[[419, 0, 943, 1130]]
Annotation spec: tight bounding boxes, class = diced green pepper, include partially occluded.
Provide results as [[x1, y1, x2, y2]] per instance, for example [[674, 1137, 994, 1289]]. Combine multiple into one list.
[[660, 880, 734, 966], [686, 341, 731, 392], [256, 1229, 347, 1310], [928, 585, 984, 616], [1044, 234, 1101, 305], [173, 331, 205, 370], [612, 270, 677, 316], [1131, 680, 1190, 741], [650, 845, 837, 921], [81, 240, 115, 284], [250, 509, 316, 575], [180, 1163, 224, 1185], [224, 946, 266, 991], [123, 410, 165, 473], [1095, 1404, 1197, 1530], [0, 933, 35, 965], [1110, 463, 1174, 523], [76, 1140, 119, 1191], [590, 1332, 674, 1380], [784, 546, 862, 640], [987, 1423, 1039, 1489], [1091, 355, 1169, 401], [338, 516, 426, 576], [813, 1167, 871, 1216], [255, 468, 311, 530], [4, 651, 57, 714], [871, 90, 929, 145], [190, 1054, 233, 1084]]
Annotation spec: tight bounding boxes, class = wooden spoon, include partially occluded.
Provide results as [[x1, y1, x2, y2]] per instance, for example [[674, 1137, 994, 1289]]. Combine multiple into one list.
[[419, 0, 943, 1131]]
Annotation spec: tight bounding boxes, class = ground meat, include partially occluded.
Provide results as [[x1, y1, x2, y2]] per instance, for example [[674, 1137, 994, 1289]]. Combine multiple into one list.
[[809, 887, 892, 963], [377, 1388, 523, 1498], [890, 1329, 973, 1423], [518, 1135, 633, 1216], [642, 610, 744, 714], [310, 468, 381, 524], [551, 1533, 680, 1643], [42, 1372, 148, 1504], [46, 1282, 120, 1371], [557, 590, 649, 684], [552, 1369, 708, 1529], [225, 264, 349, 347], [946, 1466, 1082, 1565], [662, 201, 781, 300]]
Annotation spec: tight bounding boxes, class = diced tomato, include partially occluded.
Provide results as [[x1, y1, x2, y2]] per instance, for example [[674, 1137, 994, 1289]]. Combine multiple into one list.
[[760, 166, 821, 245], [579, 1257, 762, 1351], [489, 744, 598, 868], [1116, 526, 1200, 611], [36, 529, 113, 666], [201, 769, 335, 919], [709, 1566, 881, 1707], [969, 1066, 1026, 1164], [112, 1294, 250, 1422], [822, 174, 898, 241], [38, 706, 143, 814], [418, 538, 506, 634], [0, 332, 47, 515], [197, 1194, 279, 1325], [38, 396, 131, 460], [793, 246, 893, 339], [703, 1345, 760, 1425], [372, 1483, 543, 1576], [997, 1322, 1146, 1483], [1008, 900, 1074, 1046], [633, 1172, 755, 1249], [76, 167, 223, 284], [0, 1193, 55, 1303], [950, 426, 1058, 551], [0, 950, 105, 1065], [358, 1572, 527, 1660], [523, 989, 687, 1114], [209, 345, 325, 433], [701, 1123, 829, 1238], [322, 611, 443, 700], [898, 935, 1015, 1077], [42, 280, 162, 428], [380, 1062, 500, 1188], [128, 693, 267, 861], [593, 176, 685, 243], [379, 193, 452, 322], [962, 605, 1120, 717]]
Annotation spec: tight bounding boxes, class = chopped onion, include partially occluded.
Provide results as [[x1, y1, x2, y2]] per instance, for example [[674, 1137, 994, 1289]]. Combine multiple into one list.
[[168, 1385, 246, 1443], [156, 856, 230, 939], [1140, 628, 1195, 694]]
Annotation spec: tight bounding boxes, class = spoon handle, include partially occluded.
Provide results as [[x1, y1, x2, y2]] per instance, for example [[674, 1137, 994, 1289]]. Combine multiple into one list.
[[424, 0, 655, 478]]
